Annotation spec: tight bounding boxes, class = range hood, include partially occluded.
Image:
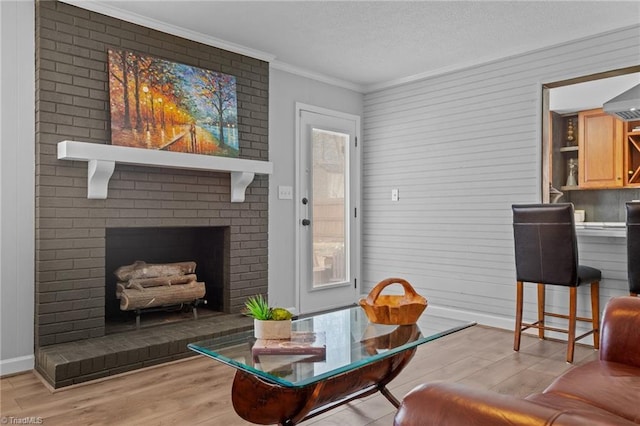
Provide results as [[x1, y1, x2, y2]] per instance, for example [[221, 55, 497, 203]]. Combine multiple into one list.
[[603, 83, 640, 121]]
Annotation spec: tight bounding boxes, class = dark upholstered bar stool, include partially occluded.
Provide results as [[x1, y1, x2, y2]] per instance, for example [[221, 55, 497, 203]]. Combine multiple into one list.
[[627, 202, 640, 297], [512, 203, 601, 363]]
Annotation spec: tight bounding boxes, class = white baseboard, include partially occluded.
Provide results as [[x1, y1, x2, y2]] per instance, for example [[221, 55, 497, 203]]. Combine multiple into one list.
[[0, 354, 34, 377], [427, 304, 594, 342], [427, 304, 514, 330]]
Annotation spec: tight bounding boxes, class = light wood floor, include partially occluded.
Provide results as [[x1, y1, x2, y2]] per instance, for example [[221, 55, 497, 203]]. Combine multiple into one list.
[[0, 326, 599, 425]]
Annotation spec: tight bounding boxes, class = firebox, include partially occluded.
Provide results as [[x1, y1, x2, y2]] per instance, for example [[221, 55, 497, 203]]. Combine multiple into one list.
[[105, 227, 229, 330]]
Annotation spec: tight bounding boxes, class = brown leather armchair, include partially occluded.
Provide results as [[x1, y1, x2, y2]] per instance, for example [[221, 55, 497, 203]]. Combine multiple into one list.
[[394, 296, 640, 425]]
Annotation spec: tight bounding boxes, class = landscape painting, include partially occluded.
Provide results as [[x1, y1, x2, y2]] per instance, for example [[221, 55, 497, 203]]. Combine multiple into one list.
[[107, 49, 239, 157]]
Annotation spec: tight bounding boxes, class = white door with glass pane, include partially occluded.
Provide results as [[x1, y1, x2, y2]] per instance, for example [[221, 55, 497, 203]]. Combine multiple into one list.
[[296, 104, 360, 314]]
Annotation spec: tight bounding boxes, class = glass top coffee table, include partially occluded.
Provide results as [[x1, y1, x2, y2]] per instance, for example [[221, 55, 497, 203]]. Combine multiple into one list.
[[188, 305, 475, 425]]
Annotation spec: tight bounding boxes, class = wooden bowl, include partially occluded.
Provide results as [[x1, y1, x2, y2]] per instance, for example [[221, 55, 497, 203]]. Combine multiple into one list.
[[359, 278, 427, 325]]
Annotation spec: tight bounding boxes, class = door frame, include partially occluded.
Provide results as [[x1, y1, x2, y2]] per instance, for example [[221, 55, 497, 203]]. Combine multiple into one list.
[[294, 102, 361, 314]]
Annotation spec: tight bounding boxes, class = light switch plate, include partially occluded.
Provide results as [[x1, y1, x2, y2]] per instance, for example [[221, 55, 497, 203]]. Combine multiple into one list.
[[278, 185, 293, 200], [391, 188, 399, 201]]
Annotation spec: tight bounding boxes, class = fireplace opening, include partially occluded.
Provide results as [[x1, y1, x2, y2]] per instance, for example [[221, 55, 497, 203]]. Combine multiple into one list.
[[105, 226, 229, 333]]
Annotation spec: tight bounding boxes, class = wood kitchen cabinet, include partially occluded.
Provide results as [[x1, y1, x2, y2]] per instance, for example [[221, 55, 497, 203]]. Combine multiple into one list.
[[625, 119, 640, 186], [551, 112, 579, 191], [578, 108, 624, 189]]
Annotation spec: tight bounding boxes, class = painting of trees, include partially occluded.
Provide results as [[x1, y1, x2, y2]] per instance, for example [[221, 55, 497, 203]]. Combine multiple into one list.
[[191, 70, 237, 147], [107, 49, 239, 157]]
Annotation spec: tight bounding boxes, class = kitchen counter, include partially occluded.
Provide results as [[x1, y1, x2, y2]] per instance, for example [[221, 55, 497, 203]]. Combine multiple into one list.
[[573, 222, 627, 299], [575, 222, 625, 238]]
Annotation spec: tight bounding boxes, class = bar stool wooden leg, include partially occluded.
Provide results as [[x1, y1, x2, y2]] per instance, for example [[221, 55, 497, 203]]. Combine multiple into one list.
[[567, 287, 578, 363], [514, 281, 524, 351], [537, 283, 545, 340], [591, 281, 600, 350]]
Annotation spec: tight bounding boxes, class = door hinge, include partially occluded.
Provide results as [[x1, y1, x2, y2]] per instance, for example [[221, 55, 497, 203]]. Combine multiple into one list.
[[355, 136, 358, 147], [354, 278, 357, 289], [354, 207, 357, 218]]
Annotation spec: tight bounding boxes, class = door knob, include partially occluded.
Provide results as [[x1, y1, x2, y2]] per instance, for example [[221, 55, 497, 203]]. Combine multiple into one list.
[[302, 197, 309, 205], [301, 219, 311, 226]]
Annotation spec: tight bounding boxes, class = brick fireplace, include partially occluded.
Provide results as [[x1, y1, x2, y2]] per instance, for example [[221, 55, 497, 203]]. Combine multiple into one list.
[[34, 1, 269, 387]]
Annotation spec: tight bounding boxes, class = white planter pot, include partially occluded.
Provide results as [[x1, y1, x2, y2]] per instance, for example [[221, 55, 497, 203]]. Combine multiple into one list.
[[254, 319, 291, 339]]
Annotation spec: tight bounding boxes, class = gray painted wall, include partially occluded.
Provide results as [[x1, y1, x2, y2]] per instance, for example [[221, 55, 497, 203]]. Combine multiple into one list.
[[0, 0, 36, 375], [268, 68, 363, 310], [361, 25, 640, 332]]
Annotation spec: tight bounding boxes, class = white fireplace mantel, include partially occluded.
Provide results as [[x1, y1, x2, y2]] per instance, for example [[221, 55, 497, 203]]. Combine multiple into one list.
[[57, 140, 273, 202]]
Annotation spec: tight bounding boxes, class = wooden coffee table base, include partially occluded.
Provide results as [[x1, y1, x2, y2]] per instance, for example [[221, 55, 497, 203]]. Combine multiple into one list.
[[231, 347, 416, 425]]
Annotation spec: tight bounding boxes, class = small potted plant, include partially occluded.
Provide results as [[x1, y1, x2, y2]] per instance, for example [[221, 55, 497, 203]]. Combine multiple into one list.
[[244, 294, 293, 339]]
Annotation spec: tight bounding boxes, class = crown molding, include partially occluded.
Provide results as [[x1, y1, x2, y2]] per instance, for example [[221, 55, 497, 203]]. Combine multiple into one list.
[[366, 23, 640, 93], [270, 61, 364, 93], [52, 4, 640, 95], [59, 0, 276, 63], [60, 1, 364, 92]]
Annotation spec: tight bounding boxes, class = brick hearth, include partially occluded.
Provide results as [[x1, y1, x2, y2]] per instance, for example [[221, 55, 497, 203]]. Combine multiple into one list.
[[38, 313, 253, 388]]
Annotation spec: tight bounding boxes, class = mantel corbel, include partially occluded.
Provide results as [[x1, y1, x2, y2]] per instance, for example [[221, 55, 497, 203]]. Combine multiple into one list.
[[87, 159, 116, 199], [57, 141, 273, 201]]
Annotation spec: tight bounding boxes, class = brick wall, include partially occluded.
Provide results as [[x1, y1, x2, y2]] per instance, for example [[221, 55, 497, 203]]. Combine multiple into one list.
[[35, 1, 269, 347]]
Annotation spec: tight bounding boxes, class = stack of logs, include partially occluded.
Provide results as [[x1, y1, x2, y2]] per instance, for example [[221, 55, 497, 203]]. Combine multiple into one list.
[[115, 261, 206, 311]]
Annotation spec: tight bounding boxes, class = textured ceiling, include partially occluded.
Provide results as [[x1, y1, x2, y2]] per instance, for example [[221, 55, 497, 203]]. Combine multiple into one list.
[[70, 1, 640, 91]]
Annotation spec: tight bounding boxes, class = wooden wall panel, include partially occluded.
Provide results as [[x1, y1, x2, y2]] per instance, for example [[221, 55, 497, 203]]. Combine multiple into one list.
[[361, 25, 640, 331]]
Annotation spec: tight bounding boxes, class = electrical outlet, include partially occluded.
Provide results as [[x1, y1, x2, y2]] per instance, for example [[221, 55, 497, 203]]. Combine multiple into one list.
[[278, 185, 293, 200], [391, 188, 399, 201]]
